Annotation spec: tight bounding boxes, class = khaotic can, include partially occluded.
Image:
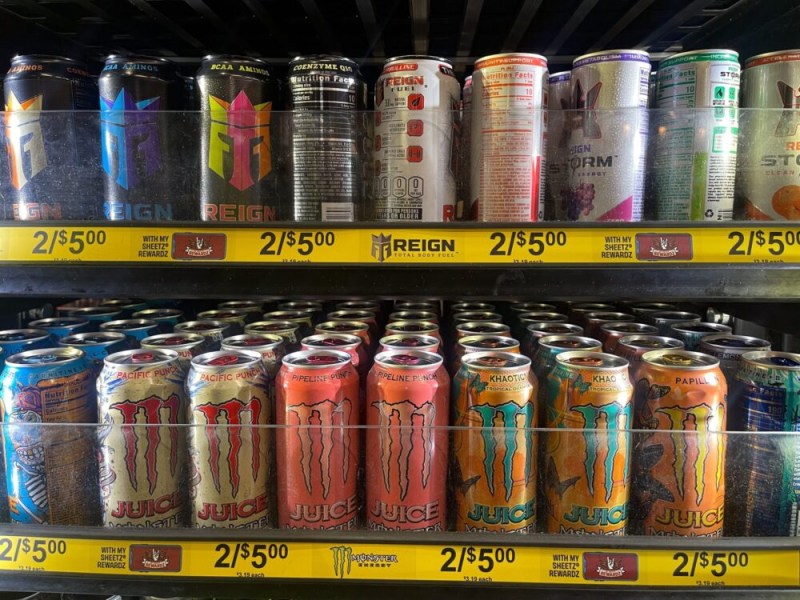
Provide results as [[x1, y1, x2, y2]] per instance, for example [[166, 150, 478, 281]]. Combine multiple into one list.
[[599, 322, 658, 354], [132, 308, 184, 333], [567, 50, 650, 221], [546, 71, 572, 221], [738, 51, 800, 220], [141, 333, 206, 371], [379, 334, 440, 355], [99, 55, 184, 221], [375, 56, 461, 222], [288, 55, 365, 221], [100, 319, 160, 349], [276, 350, 359, 529], [616, 335, 684, 378], [366, 350, 449, 531], [453, 335, 521, 376], [653, 50, 740, 221], [197, 55, 279, 223], [174, 320, 231, 351], [59, 331, 128, 376], [28, 317, 90, 340], [187, 350, 271, 528], [222, 333, 285, 374], [532, 336, 603, 405], [97, 349, 187, 527], [0, 329, 51, 356], [470, 53, 548, 222], [1, 347, 97, 525], [668, 322, 733, 351], [452, 352, 537, 532], [3, 55, 98, 220], [698, 334, 771, 383], [544, 352, 632, 534], [633, 350, 726, 537], [522, 323, 584, 357]]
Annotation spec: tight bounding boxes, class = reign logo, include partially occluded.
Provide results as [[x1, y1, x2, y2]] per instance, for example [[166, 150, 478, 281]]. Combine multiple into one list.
[[371, 234, 392, 262], [5, 92, 47, 190], [774, 81, 800, 137], [208, 91, 272, 191], [572, 79, 602, 139]]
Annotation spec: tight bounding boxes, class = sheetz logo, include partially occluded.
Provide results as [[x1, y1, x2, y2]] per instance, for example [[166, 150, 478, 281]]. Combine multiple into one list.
[[5, 92, 47, 190]]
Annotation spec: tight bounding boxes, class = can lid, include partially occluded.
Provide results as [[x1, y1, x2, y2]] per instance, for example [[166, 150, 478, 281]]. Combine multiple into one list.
[[699, 334, 771, 349], [316, 320, 368, 332], [745, 50, 800, 68], [388, 311, 438, 321], [222, 333, 284, 349], [6, 346, 85, 367], [618, 335, 683, 350], [191, 350, 262, 368], [264, 310, 313, 320], [670, 322, 731, 334], [104, 54, 175, 65], [141, 333, 205, 348], [600, 322, 658, 334], [379, 334, 439, 348], [585, 312, 634, 322], [456, 322, 511, 334], [474, 53, 547, 69], [100, 319, 158, 332], [526, 323, 583, 334], [463, 351, 530, 370], [395, 301, 439, 312], [0, 329, 51, 342], [29, 317, 90, 328], [556, 351, 629, 370], [328, 310, 376, 320], [105, 348, 180, 366], [99, 298, 145, 309], [510, 302, 557, 312], [573, 49, 651, 67], [132, 308, 184, 319], [197, 309, 248, 320], [336, 301, 380, 311], [451, 302, 496, 312], [452, 311, 503, 322], [279, 301, 323, 311], [459, 335, 520, 351], [386, 320, 438, 333], [67, 307, 122, 317], [290, 54, 360, 68], [643, 350, 720, 369], [201, 54, 270, 65], [59, 331, 127, 346], [247, 320, 300, 332], [301, 334, 361, 349], [283, 349, 352, 368], [658, 49, 739, 69], [218, 300, 262, 310], [742, 351, 800, 370], [539, 335, 603, 350], [384, 55, 453, 67], [649, 311, 701, 321], [11, 55, 85, 66], [374, 350, 443, 369], [175, 320, 228, 332]]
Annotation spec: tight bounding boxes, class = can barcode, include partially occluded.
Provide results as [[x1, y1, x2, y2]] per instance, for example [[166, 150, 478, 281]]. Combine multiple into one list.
[[321, 202, 355, 222]]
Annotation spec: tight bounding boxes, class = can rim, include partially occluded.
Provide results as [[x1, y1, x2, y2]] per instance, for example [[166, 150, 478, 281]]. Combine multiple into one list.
[[174, 320, 229, 332], [452, 311, 503, 322], [538, 335, 603, 350], [335, 301, 380, 311], [463, 350, 531, 369], [451, 302, 496, 311], [698, 334, 771, 349], [247, 320, 300, 331], [584, 311, 635, 321], [29, 317, 90, 327], [197, 309, 249, 319], [599, 322, 657, 333], [571, 303, 616, 311], [316, 320, 368, 331], [190, 349, 263, 369], [59, 331, 127, 345], [374, 349, 443, 369], [745, 50, 800, 67], [140, 332, 205, 347], [458, 335, 520, 350], [222, 333, 284, 348], [279, 301, 323, 310], [473, 53, 547, 71], [0, 328, 52, 342], [526, 322, 583, 334], [456, 321, 511, 333], [517, 311, 568, 322], [388, 310, 439, 320], [104, 348, 180, 366], [100, 319, 159, 331], [669, 322, 731, 334], [264, 310, 314, 319], [132, 308, 184, 318], [510, 302, 558, 311], [384, 55, 453, 66], [301, 333, 362, 348], [10, 55, 86, 67], [103, 54, 176, 65], [328, 310, 377, 320], [290, 54, 360, 67], [378, 334, 439, 349], [67, 307, 122, 316], [573, 49, 651, 66], [741, 350, 800, 370], [201, 54, 270, 65], [618, 335, 684, 349], [219, 300, 262, 308], [658, 49, 739, 66], [549, 71, 572, 82], [282, 349, 352, 368], [555, 350, 629, 370], [642, 349, 720, 369], [5, 346, 85, 367], [385, 320, 439, 333]]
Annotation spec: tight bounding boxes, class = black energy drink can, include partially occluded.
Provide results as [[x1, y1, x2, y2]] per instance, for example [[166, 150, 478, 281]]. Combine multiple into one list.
[[197, 55, 280, 222], [3, 55, 98, 220], [287, 55, 366, 221], [99, 55, 184, 221]]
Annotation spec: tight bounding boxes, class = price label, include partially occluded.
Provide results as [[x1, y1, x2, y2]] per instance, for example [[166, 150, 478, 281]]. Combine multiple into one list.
[[258, 230, 337, 257], [0, 537, 68, 565], [438, 546, 516, 582], [486, 231, 569, 258], [212, 542, 289, 573], [31, 229, 108, 257], [727, 229, 800, 259]]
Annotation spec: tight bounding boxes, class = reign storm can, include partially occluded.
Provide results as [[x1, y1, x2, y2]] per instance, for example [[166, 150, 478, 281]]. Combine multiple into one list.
[[287, 55, 365, 221], [375, 56, 461, 222], [97, 349, 187, 527], [3, 55, 98, 220], [99, 55, 184, 221], [197, 55, 280, 223]]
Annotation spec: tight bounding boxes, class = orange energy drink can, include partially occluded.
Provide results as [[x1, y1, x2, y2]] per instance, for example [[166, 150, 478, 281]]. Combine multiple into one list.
[[455, 321, 512, 342], [315, 320, 372, 351], [615, 335, 683, 378], [366, 350, 449, 531], [599, 322, 658, 354], [452, 334, 520, 376], [544, 351, 633, 535], [379, 334, 441, 355], [384, 320, 441, 343], [632, 350, 727, 537], [522, 322, 583, 357], [533, 336, 602, 409], [452, 352, 537, 533]]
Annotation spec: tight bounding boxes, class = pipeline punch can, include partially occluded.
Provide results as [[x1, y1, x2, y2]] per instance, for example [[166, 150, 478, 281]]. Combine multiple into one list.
[[4, 55, 98, 220], [287, 55, 366, 221], [97, 349, 187, 527], [187, 350, 271, 528], [375, 56, 461, 221], [739, 51, 800, 220], [1, 347, 97, 525], [197, 55, 280, 222], [546, 71, 572, 220], [366, 350, 449, 531], [566, 50, 650, 221], [99, 55, 185, 221], [653, 50, 740, 221]]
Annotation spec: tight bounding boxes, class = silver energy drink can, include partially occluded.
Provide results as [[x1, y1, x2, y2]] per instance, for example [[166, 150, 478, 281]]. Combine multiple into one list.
[[738, 50, 800, 220], [458, 75, 473, 219], [567, 50, 650, 221], [375, 55, 461, 222], [654, 50, 740, 221], [140, 332, 207, 371], [471, 53, 548, 222], [546, 71, 571, 221]]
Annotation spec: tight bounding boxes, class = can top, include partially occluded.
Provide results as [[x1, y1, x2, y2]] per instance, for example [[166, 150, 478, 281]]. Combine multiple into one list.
[[549, 71, 571, 83], [132, 308, 184, 319], [618, 335, 683, 350], [600, 322, 658, 335], [141, 333, 205, 348], [379, 334, 439, 349], [191, 350, 263, 369], [201, 54, 269, 66], [572, 302, 616, 311], [218, 300, 262, 310], [649, 311, 701, 321], [389, 311, 438, 321], [336, 301, 380, 312], [29, 317, 90, 328], [328, 310, 376, 321], [741, 351, 800, 370], [510, 302, 557, 313], [264, 310, 313, 320], [642, 350, 720, 370], [669, 322, 731, 334], [384, 55, 453, 67], [539, 335, 603, 350], [197, 309, 249, 320], [222, 333, 284, 349], [175, 320, 229, 332], [0, 329, 51, 343], [60, 331, 126, 346], [453, 311, 503, 323], [463, 351, 530, 370], [374, 350, 443, 369], [456, 322, 512, 334], [573, 49, 651, 68], [526, 322, 583, 334], [282, 349, 352, 368], [10, 54, 85, 67], [474, 53, 547, 70], [247, 320, 300, 332], [451, 302, 496, 312], [556, 351, 629, 370], [745, 50, 800, 68], [699, 334, 771, 350], [67, 307, 122, 318], [105, 348, 180, 367], [100, 298, 145, 309], [100, 319, 158, 332], [316, 320, 368, 332], [631, 302, 676, 312], [385, 320, 438, 333], [5, 346, 85, 367], [459, 335, 520, 351], [279, 303, 322, 313], [301, 333, 361, 349], [585, 311, 635, 322], [396, 301, 439, 311]]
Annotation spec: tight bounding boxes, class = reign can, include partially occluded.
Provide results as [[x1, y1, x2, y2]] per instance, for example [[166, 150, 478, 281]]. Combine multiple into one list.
[[59, 331, 128, 376], [546, 71, 572, 221], [452, 352, 537, 533], [197, 55, 280, 223], [1, 347, 97, 525], [141, 332, 206, 371], [544, 351, 632, 534], [366, 351, 449, 531], [276, 350, 359, 529], [187, 350, 271, 528], [97, 349, 187, 527]]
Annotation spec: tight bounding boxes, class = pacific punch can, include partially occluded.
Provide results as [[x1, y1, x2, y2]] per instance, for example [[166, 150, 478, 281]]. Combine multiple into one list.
[[141, 332, 206, 371], [174, 320, 231, 351]]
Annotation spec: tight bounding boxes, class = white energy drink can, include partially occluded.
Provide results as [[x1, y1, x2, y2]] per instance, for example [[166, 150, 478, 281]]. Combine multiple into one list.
[[458, 75, 473, 219], [654, 50, 740, 221], [738, 50, 800, 220], [374, 56, 461, 222], [471, 53, 548, 222], [546, 71, 571, 220], [567, 50, 650, 221]]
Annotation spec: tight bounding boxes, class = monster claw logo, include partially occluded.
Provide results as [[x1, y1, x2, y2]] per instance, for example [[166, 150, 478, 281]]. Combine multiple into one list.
[[110, 394, 181, 494], [774, 81, 800, 137], [572, 79, 602, 138], [469, 401, 535, 502], [208, 91, 272, 191], [5, 92, 47, 190], [101, 89, 162, 189], [371, 400, 435, 500], [194, 397, 263, 498], [371, 234, 392, 262], [330, 545, 353, 578], [288, 399, 352, 499]]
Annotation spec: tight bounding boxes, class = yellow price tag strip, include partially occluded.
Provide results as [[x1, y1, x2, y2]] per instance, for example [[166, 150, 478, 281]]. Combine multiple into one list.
[[0, 535, 797, 587], [0, 226, 798, 265]]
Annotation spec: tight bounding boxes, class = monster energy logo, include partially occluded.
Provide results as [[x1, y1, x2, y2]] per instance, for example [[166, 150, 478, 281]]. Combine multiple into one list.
[[330, 545, 353, 578], [571, 403, 629, 504]]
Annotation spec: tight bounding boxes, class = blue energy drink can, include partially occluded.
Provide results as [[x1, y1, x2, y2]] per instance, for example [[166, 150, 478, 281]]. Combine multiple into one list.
[[131, 308, 185, 333], [58, 307, 122, 331], [59, 331, 128, 377], [28, 317, 91, 340], [0, 329, 51, 355], [100, 319, 160, 349]]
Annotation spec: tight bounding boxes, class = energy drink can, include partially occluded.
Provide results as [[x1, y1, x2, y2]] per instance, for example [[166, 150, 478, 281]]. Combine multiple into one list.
[[315, 321, 371, 351], [450, 301, 496, 315], [98, 298, 148, 318], [263, 310, 314, 340], [379, 334, 440, 355], [599, 322, 659, 354], [471, 53, 548, 222], [616, 335, 684, 378], [327, 310, 379, 343], [196, 309, 249, 336], [58, 307, 122, 330], [375, 56, 460, 222], [385, 321, 441, 343], [187, 350, 271, 528], [452, 335, 520, 376], [387, 310, 439, 325], [569, 302, 616, 325], [668, 322, 733, 351], [366, 350, 449, 531], [0, 329, 51, 355], [301, 333, 367, 380], [140, 332, 206, 371], [522, 322, 583, 357], [279, 301, 324, 323], [453, 352, 537, 533], [197, 55, 279, 223], [455, 321, 512, 341], [647, 310, 702, 335], [58, 331, 128, 376], [174, 320, 233, 351], [131, 308, 185, 333], [99, 319, 160, 349], [698, 334, 772, 382], [544, 351, 632, 534], [247, 320, 302, 352], [452, 311, 504, 327], [583, 311, 635, 340], [28, 318, 90, 340], [546, 71, 572, 220], [532, 335, 603, 385], [222, 333, 285, 374], [653, 50, 740, 220], [633, 350, 726, 537]]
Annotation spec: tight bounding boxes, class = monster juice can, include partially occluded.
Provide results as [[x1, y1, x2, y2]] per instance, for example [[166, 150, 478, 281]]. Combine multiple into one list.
[[187, 350, 271, 528], [583, 311, 635, 340], [99, 319, 160, 349], [287, 55, 365, 221], [379, 334, 440, 355], [616, 335, 684, 378], [97, 349, 187, 527], [544, 351, 632, 534], [3, 55, 98, 220], [366, 351, 449, 531], [470, 53, 548, 222], [99, 55, 184, 221], [452, 352, 537, 532], [140, 332, 206, 371], [522, 323, 583, 357], [633, 350, 727, 537], [222, 333, 285, 375], [546, 71, 572, 221], [0, 329, 51, 355], [452, 335, 521, 377], [455, 321, 512, 341], [384, 321, 441, 344], [174, 320, 232, 351], [653, 50, 740, 221], [197, 55, 279, 223], [131, 308, 185, 333], [598, 322, 658, 354], [247, 320, 302, 352], [647, 310, 702, 335], [1, 347, 97, 524], [698, 334, 772, 383], [28, 317, 91, 341], [59, 331, 128, 377], [668, 322, 733, 351], [567, 50, 650, 221]]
